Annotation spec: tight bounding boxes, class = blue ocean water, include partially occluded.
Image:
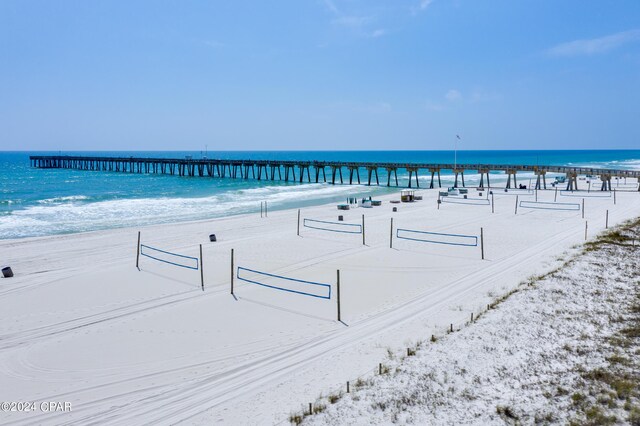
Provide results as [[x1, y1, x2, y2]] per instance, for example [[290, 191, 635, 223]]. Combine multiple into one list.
[[2, 150, 639, 240]]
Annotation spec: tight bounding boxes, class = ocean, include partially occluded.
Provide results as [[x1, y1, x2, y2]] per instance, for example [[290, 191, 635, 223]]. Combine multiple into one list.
[[2, 150, 639, 240]]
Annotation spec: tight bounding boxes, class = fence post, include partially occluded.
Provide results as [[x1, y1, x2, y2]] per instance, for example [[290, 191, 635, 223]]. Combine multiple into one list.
[[231, 248, 235, 295], [260, 201, 263, 218], [514, 195, 518, 215], [437, 195, 440, 210], [136, 231, 141, 269], [582, 198, 585, 219], [265, 201, 268, 217], [336, 270, 341, 322], [585, 221, 588, 240], [606, 210, 609, 229], [491, 192, 495, 214], [614, 189, 616, 205], [480, 227, 484, 260], [199, 244, 204, 291], [362, 214, 365, 245], [390, 218, 393, 248], [297, 209, 301, 236], [554, 186, 558, 202]]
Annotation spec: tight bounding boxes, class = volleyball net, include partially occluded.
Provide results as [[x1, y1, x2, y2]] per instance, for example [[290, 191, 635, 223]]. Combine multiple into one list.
[[396, 228, 478, 247], [441, 197, 490, 206], [303, 218, 362, 234], [140, 244, 199, 270], [560, 190, 611, 198], [236, 266, 332, 299], [519, 200, 580, 211]]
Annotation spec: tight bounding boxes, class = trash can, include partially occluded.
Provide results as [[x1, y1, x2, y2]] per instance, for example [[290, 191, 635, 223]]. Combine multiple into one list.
[[2, 267, 13, 278], [209, 234, 217, 242]]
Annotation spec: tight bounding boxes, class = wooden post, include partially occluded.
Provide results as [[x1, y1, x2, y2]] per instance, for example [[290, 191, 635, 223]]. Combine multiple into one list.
[[514, 195, 518, 215], [309, 403, 312, 415], [480, 227, 484, 260], [346, 381, 350, 393], [199, 244, 204, 291], [535, 187, 538, 202], [390, 218, 393, 248], [265, 201, 268, 217], [606, 210, 609, 229], [260, 201, 263, 218], [297, 209, 301, 236], [491, 192, 495, 214], [437, 195, 440, 210], [585, 221, 588, 240], [379, 363, 382, 375], [362, 214, 365, 245], [554, 186, 558, 202], [471, 312, 474, 322], [230, 248, 235, 295], [613, 189, 616, 205], [136, 231, 141, 269], [336, 270, 341, 322], [450, 323, 453, 333], [582, 198, 585, 219]]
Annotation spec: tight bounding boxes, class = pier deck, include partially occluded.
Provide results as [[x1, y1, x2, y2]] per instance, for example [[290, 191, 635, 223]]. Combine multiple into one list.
[[29, 155, 640, 190]]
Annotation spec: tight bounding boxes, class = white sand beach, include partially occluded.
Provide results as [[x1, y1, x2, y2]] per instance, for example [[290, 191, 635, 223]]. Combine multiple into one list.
[[0, 182, 638, 425]]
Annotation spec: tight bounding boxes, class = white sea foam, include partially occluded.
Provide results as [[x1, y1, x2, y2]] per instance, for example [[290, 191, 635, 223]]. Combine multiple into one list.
[[37, 195, 90, 204], [0, 183, 380, 239]]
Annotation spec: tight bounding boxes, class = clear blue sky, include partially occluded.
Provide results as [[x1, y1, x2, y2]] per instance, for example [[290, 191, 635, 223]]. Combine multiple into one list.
[[1, 0, 639, 151]]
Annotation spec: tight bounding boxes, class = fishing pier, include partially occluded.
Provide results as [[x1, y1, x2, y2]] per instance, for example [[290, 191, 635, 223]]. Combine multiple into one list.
[[29, 155, 640, 191]]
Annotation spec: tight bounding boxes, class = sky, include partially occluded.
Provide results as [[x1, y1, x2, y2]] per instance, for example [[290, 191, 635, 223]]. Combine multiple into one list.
[[1, 0, 639, 151]]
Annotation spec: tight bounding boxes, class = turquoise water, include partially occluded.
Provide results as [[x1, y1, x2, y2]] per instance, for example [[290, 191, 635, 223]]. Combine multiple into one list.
[[2, 150, 639, 239]]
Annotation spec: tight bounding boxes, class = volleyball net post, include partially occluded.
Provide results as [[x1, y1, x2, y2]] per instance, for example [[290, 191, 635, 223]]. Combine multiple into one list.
[[136, 231, 141, 269], [231, 248, 235, 296], [362, 215, 366, 246], [336, 269, 341, 322], [199, 244, 204, 291]]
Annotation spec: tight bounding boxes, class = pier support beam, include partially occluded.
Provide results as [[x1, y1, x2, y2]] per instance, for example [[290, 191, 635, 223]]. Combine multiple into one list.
[[599, 174, 612, 191], [429, 168, 442, 188], [330, 166, 343, 185], [366, 167, 379, 186], [534, 169, 547, 190], [315, 166, 327, 183], [453, 169, 465, 188], [478, 169, 490, 188], [407, 167, 420, 188], [505, 170, 517, 189], [299, 165, 311, 183], [386, 168, 399, 186], [348, 166, 361, 185], [565, 172, 578, 191]]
